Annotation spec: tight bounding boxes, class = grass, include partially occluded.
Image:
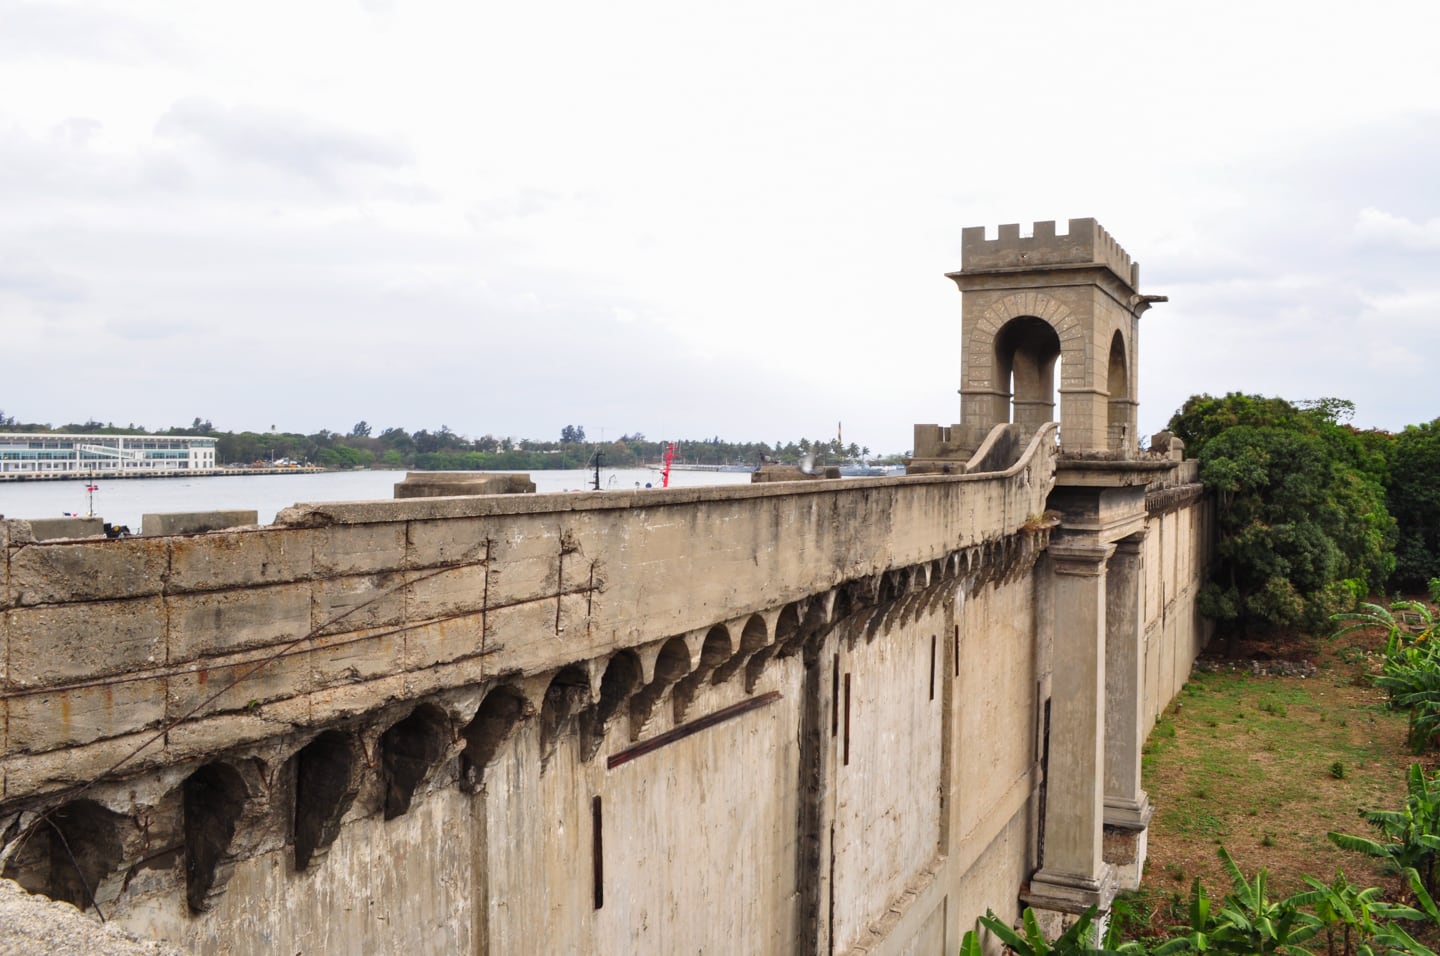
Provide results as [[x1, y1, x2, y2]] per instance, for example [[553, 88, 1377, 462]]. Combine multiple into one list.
[[1131, 628, 1424, 932]]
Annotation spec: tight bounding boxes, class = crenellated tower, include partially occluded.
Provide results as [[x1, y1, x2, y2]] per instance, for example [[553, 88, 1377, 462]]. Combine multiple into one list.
[[913, 218, 1164, 467]]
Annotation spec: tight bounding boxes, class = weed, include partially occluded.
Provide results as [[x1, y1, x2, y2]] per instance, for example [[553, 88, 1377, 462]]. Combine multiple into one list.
[[1330, 761, 1346, 779]]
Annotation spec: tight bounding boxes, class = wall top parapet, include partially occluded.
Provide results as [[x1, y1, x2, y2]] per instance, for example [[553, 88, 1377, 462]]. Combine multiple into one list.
[[265, 442, 1056, 529], [955, 218, 1139, 290]]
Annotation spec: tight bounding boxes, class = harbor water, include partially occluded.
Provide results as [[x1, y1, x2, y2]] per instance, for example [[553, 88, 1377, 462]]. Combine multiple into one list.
[[0, 469, 756, 532]]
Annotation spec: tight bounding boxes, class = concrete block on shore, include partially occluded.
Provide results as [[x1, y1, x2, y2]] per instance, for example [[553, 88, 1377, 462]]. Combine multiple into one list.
[[394, 472, 535, 498], [142, 510, 259, 536], [24, 517, 105, 540]]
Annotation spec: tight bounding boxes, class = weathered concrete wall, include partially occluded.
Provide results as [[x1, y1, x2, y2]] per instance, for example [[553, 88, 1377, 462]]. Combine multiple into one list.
[[1142, 482, 1213, 727], [0, 424, 1213, 955]]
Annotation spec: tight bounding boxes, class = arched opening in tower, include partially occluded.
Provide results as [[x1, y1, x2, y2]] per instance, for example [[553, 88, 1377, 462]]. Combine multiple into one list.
[[994, 316, 1062, 433], [1106, 330, 1131, 452]]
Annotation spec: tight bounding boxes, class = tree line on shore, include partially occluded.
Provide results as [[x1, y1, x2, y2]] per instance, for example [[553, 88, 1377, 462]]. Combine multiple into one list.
[[0, 411, 897, 472]]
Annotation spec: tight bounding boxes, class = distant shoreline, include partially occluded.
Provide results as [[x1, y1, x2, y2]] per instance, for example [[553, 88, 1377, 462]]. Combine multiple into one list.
[[0, 466, 327, 483]]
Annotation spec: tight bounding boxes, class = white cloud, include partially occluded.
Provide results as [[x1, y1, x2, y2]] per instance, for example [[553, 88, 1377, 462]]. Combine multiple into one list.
[[1354, 208, 1440, 252], [1, 0, 1439, 447]]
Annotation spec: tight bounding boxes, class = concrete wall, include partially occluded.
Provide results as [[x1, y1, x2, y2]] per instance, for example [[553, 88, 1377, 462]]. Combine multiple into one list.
[[0, 427, 1213, 955], [1142, 484, 1213, 727]]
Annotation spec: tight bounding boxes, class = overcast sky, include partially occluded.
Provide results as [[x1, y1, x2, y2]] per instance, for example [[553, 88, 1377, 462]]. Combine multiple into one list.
[[3, 0, 1437, 453]]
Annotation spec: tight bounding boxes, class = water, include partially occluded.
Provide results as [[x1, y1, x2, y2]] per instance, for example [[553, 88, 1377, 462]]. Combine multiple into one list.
[[0, 468, 755, 531]]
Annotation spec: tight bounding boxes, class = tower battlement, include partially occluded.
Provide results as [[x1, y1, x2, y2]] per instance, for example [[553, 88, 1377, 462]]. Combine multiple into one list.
[[959, 218, 1139, 289]]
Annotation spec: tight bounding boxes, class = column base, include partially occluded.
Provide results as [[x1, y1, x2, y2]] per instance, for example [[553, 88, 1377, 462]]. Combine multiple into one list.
[[1103, 824, 1149, 892], [1022, 864, 1116, 914], [1103, 793, 1152, 892]]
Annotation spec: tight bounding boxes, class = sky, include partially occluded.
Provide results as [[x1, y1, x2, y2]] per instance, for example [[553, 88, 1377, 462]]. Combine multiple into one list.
[[3, 0, 1438, 455]]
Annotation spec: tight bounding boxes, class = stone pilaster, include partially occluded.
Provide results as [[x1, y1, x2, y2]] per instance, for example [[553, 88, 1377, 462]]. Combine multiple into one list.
[[1103, 532, 1151, 890], [1026, 539, 1115, 913]]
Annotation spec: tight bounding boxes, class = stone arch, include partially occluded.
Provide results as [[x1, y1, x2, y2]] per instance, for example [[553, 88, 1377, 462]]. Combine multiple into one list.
[[629, 638, 690, 740], [1106, 328, 1131, 451], [292, 730, 362, 870], [964, 292, 1087, 438], [540, 666, 592, 763], [714, 614, 768, 686], [774, 603, 801, 643], [580, 652, 643, 759], [746, 603, 801, 690], [378, 704, 451, 820], [2, 800, 124, 912], [673, 625, 732, 722], [182, 762, 250, 913], [460, 684, 529, 791], [994, 316, 1062, 432], [975, 292, 1086, 379]]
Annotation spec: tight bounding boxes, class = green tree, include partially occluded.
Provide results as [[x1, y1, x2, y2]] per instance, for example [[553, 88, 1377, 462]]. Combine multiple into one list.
[[1386, 419, 1440, 591], [1168, 392, 1309, 459], [1175, 395, 1396, 642]]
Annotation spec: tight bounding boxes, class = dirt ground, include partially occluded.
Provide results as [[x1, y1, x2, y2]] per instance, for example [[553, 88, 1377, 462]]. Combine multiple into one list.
[[1131, 623, 1435, 936]]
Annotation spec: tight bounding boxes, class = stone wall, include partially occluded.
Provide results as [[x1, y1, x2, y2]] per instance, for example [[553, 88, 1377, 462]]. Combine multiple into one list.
[[0, 425, 1213, 955]]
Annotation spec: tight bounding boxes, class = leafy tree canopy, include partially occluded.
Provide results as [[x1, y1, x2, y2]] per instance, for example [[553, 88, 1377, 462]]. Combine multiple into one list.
[[1387, 417, 1440, 591], [1173, 394, 1397, 641]]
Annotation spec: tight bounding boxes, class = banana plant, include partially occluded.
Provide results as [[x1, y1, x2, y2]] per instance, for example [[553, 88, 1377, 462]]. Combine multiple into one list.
[[1208, 847, 1321, 954], [1329, 763, 1440, 898], [973, 906, 1147, 955], [1289, 870, 1397, 956], [1332, 600, 1439, 655]]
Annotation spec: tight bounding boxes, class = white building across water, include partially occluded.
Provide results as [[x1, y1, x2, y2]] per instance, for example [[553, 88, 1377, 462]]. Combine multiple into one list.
[[0, 433, 217, 477]]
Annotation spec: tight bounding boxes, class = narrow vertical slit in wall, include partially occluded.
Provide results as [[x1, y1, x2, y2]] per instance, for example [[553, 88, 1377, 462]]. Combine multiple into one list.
[[953, 624, 960, 676], [1037, 696, 1052, 868], [842, 674, 851, 767], [826, 822, 837, 956], [795, 640, 827, 952], [592, 795, 604, 910], [830, 654, 839, 737], [929, 635, 937, 701]]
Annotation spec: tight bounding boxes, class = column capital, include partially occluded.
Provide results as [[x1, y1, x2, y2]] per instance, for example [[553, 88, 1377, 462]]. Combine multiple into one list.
[[1049, 540, 1115, 576], [1112, 530, 1147, 555]]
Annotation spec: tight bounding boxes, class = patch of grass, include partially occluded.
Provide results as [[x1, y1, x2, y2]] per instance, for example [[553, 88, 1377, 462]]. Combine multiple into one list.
[[1139, 630, 1415, 930]]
